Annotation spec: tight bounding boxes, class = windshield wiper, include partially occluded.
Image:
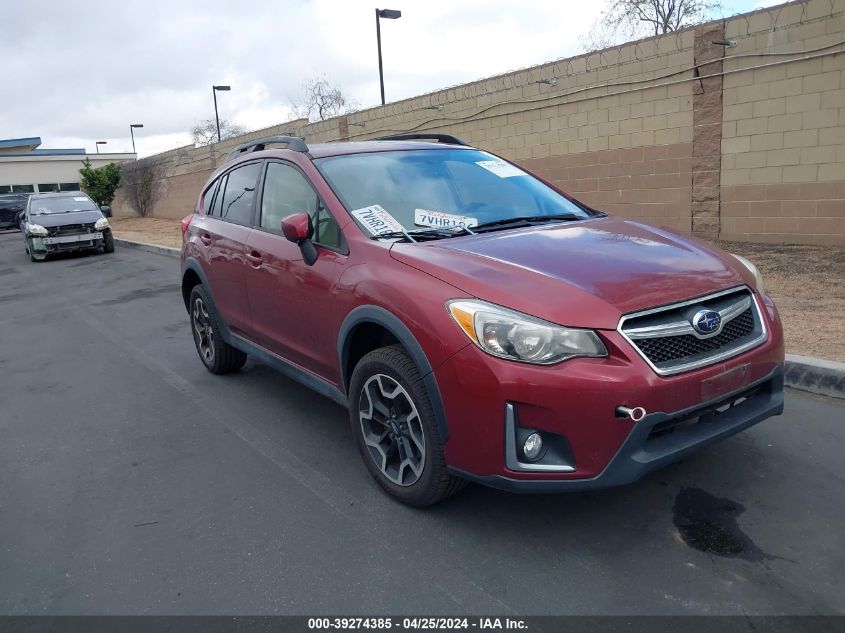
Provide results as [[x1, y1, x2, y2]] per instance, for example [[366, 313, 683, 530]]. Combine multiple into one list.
[[370, 214, 583, 241], [370, 225, 474, 243], [473, 213, 583, 233]]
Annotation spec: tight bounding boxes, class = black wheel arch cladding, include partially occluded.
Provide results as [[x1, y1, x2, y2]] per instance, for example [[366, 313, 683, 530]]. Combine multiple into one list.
[[338, 305, 449, 442]]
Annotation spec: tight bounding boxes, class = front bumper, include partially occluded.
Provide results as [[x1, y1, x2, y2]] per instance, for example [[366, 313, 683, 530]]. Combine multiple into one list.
[[30, 232, 103, 253], [435, 293, 785, 490], [449, 365, 783, 492]]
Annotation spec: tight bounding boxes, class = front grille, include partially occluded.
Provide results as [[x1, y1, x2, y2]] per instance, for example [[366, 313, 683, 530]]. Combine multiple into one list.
[[53, 239, 94, 250], [635, 307, 754, 364], [48, 223, 93, 237], [619, 287, 766, 375]]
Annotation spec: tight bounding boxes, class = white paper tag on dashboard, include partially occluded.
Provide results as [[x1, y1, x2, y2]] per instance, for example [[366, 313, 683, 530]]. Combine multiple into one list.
[[351, 204, 405, 236], [414, 209, 478, 229], [475, 160, 525, 178]]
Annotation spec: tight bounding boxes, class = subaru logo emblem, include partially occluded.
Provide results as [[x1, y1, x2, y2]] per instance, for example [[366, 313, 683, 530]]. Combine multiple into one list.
[[691, 309, 721, 335]]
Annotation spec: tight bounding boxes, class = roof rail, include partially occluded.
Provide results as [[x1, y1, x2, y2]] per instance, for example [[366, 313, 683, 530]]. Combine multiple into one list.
[[226, 135, 309, 162], [376, 133, 469, 147]]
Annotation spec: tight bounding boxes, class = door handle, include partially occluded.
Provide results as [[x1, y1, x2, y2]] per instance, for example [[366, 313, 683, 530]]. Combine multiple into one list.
[[246, 250, 263, 268], [199, 232, 212, 246]]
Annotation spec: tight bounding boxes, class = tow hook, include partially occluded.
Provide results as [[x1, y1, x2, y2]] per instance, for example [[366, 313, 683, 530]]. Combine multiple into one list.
[[616, 405, 647, 422]]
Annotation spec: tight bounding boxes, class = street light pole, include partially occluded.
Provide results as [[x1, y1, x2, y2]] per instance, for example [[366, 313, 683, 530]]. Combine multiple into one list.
[[95, 141, 107, 154], [129, 124, 144, 155], [212, 85, 231, 142], [375, 8, 401, 106]]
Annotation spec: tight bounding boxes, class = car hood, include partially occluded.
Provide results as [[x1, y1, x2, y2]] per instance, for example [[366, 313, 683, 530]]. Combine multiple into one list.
[[30, 210, 103, 227], [389, 216, 751, 329]]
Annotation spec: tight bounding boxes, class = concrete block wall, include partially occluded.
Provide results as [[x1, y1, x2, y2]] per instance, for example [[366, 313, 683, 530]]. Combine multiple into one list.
[[112, 119, 312, 219], [116, 0, 844, 245], [720, 0, 845, 244], [344, 28, 698, 233]]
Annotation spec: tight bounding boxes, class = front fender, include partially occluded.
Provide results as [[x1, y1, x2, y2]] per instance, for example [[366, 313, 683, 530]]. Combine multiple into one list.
[[338, 305, 450, 442]]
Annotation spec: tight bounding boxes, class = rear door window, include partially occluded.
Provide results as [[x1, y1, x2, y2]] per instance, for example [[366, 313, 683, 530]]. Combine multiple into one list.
[[218, 162, 262, 225]]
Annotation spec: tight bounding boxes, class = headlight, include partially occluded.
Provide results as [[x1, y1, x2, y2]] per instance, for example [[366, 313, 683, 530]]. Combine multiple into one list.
[[447, 299, 607, 365], [94, 218, 110, 231], [732, 254, 765, 295], [26, 222, 48, 236]]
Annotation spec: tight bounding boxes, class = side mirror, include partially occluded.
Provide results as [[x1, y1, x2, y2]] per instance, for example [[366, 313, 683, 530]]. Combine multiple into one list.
[[281, 212, 318, 266], [100, 205, 112, 217]]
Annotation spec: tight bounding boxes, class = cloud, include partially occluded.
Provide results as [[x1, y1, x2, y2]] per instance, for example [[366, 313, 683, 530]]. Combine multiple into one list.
[[0, 0, 761, 157]]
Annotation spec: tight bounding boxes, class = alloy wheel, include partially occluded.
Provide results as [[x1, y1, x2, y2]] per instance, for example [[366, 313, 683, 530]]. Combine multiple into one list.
[[192, 296, 215, 364], [359, 374, 426, 486]]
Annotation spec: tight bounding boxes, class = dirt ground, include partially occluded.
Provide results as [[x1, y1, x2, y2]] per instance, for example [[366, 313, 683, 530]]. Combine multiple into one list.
[[109, 217, 845, 362], [716, 240, 845, 363], [110, 217, 183, 249]]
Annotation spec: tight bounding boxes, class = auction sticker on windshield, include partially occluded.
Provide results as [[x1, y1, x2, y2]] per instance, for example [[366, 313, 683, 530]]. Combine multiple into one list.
[[476, 160, 525, 178], [351, 204, 405, 236], [414, 209, 479, 229]]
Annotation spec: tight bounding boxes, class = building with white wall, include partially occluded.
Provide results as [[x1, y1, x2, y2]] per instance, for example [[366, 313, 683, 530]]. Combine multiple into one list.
[[0, 137, 135, 194]]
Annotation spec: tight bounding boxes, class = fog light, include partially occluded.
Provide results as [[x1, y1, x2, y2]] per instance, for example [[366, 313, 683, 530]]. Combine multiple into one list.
[[523, 433, 543, 461]]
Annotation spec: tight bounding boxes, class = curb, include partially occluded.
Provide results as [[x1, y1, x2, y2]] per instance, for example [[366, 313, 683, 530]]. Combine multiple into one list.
[[784, 354, 845, 400], [110, 237, 845, 400], [113, 237, 180, 258]]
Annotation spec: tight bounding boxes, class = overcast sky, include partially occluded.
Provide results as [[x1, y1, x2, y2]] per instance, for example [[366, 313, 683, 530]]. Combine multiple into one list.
[[1, 0, 774, 157]]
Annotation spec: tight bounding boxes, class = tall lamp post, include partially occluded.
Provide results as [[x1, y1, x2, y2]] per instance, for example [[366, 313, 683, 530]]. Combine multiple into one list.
[[375, 8, 401, 105], [129, 124, 144, 155], [95, 141, 107, 154], [212, 85, 231, 142]]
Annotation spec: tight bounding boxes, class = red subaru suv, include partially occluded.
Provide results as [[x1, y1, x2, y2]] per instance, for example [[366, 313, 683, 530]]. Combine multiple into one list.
[[181, 133, 784, 507]]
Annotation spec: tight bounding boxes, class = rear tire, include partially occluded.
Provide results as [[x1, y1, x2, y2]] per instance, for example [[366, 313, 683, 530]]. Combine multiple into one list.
[[189, 285, 246, 374], [102, 229, 115, 254], [349, 345, 467, 507]]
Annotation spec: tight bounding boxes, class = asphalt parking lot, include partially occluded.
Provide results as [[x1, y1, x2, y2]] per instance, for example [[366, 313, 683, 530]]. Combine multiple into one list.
[[1, 229, 843, 616]]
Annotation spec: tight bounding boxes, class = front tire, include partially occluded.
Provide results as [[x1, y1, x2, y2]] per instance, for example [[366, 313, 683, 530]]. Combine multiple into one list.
[[189, 285, 246, 374], [102, 229, 115, 253], [349, 345, 466, 507]]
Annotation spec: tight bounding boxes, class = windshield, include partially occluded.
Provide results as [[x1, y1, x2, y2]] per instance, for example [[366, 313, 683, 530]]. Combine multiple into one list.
[[30, 195, 97, 215], [315, 149, 596, 236]]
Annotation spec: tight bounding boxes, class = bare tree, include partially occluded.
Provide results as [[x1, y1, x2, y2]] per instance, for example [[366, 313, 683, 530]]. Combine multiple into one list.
[[191, 119, 246, 146], [289, 76, 359, 122], [581, 0, 722, 51], [120, 159, 167, 217]]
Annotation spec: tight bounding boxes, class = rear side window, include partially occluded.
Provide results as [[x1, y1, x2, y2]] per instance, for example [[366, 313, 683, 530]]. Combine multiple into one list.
[[203, 180, 219, 215], [211, 175, 227, 217], [218, 162, 261, 225]]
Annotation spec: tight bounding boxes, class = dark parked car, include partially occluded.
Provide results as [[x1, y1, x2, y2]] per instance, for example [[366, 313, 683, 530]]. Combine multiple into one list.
[[181, 134, 785, 507], [21, 192, 114, 261], [0, 193, 30, 230]]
